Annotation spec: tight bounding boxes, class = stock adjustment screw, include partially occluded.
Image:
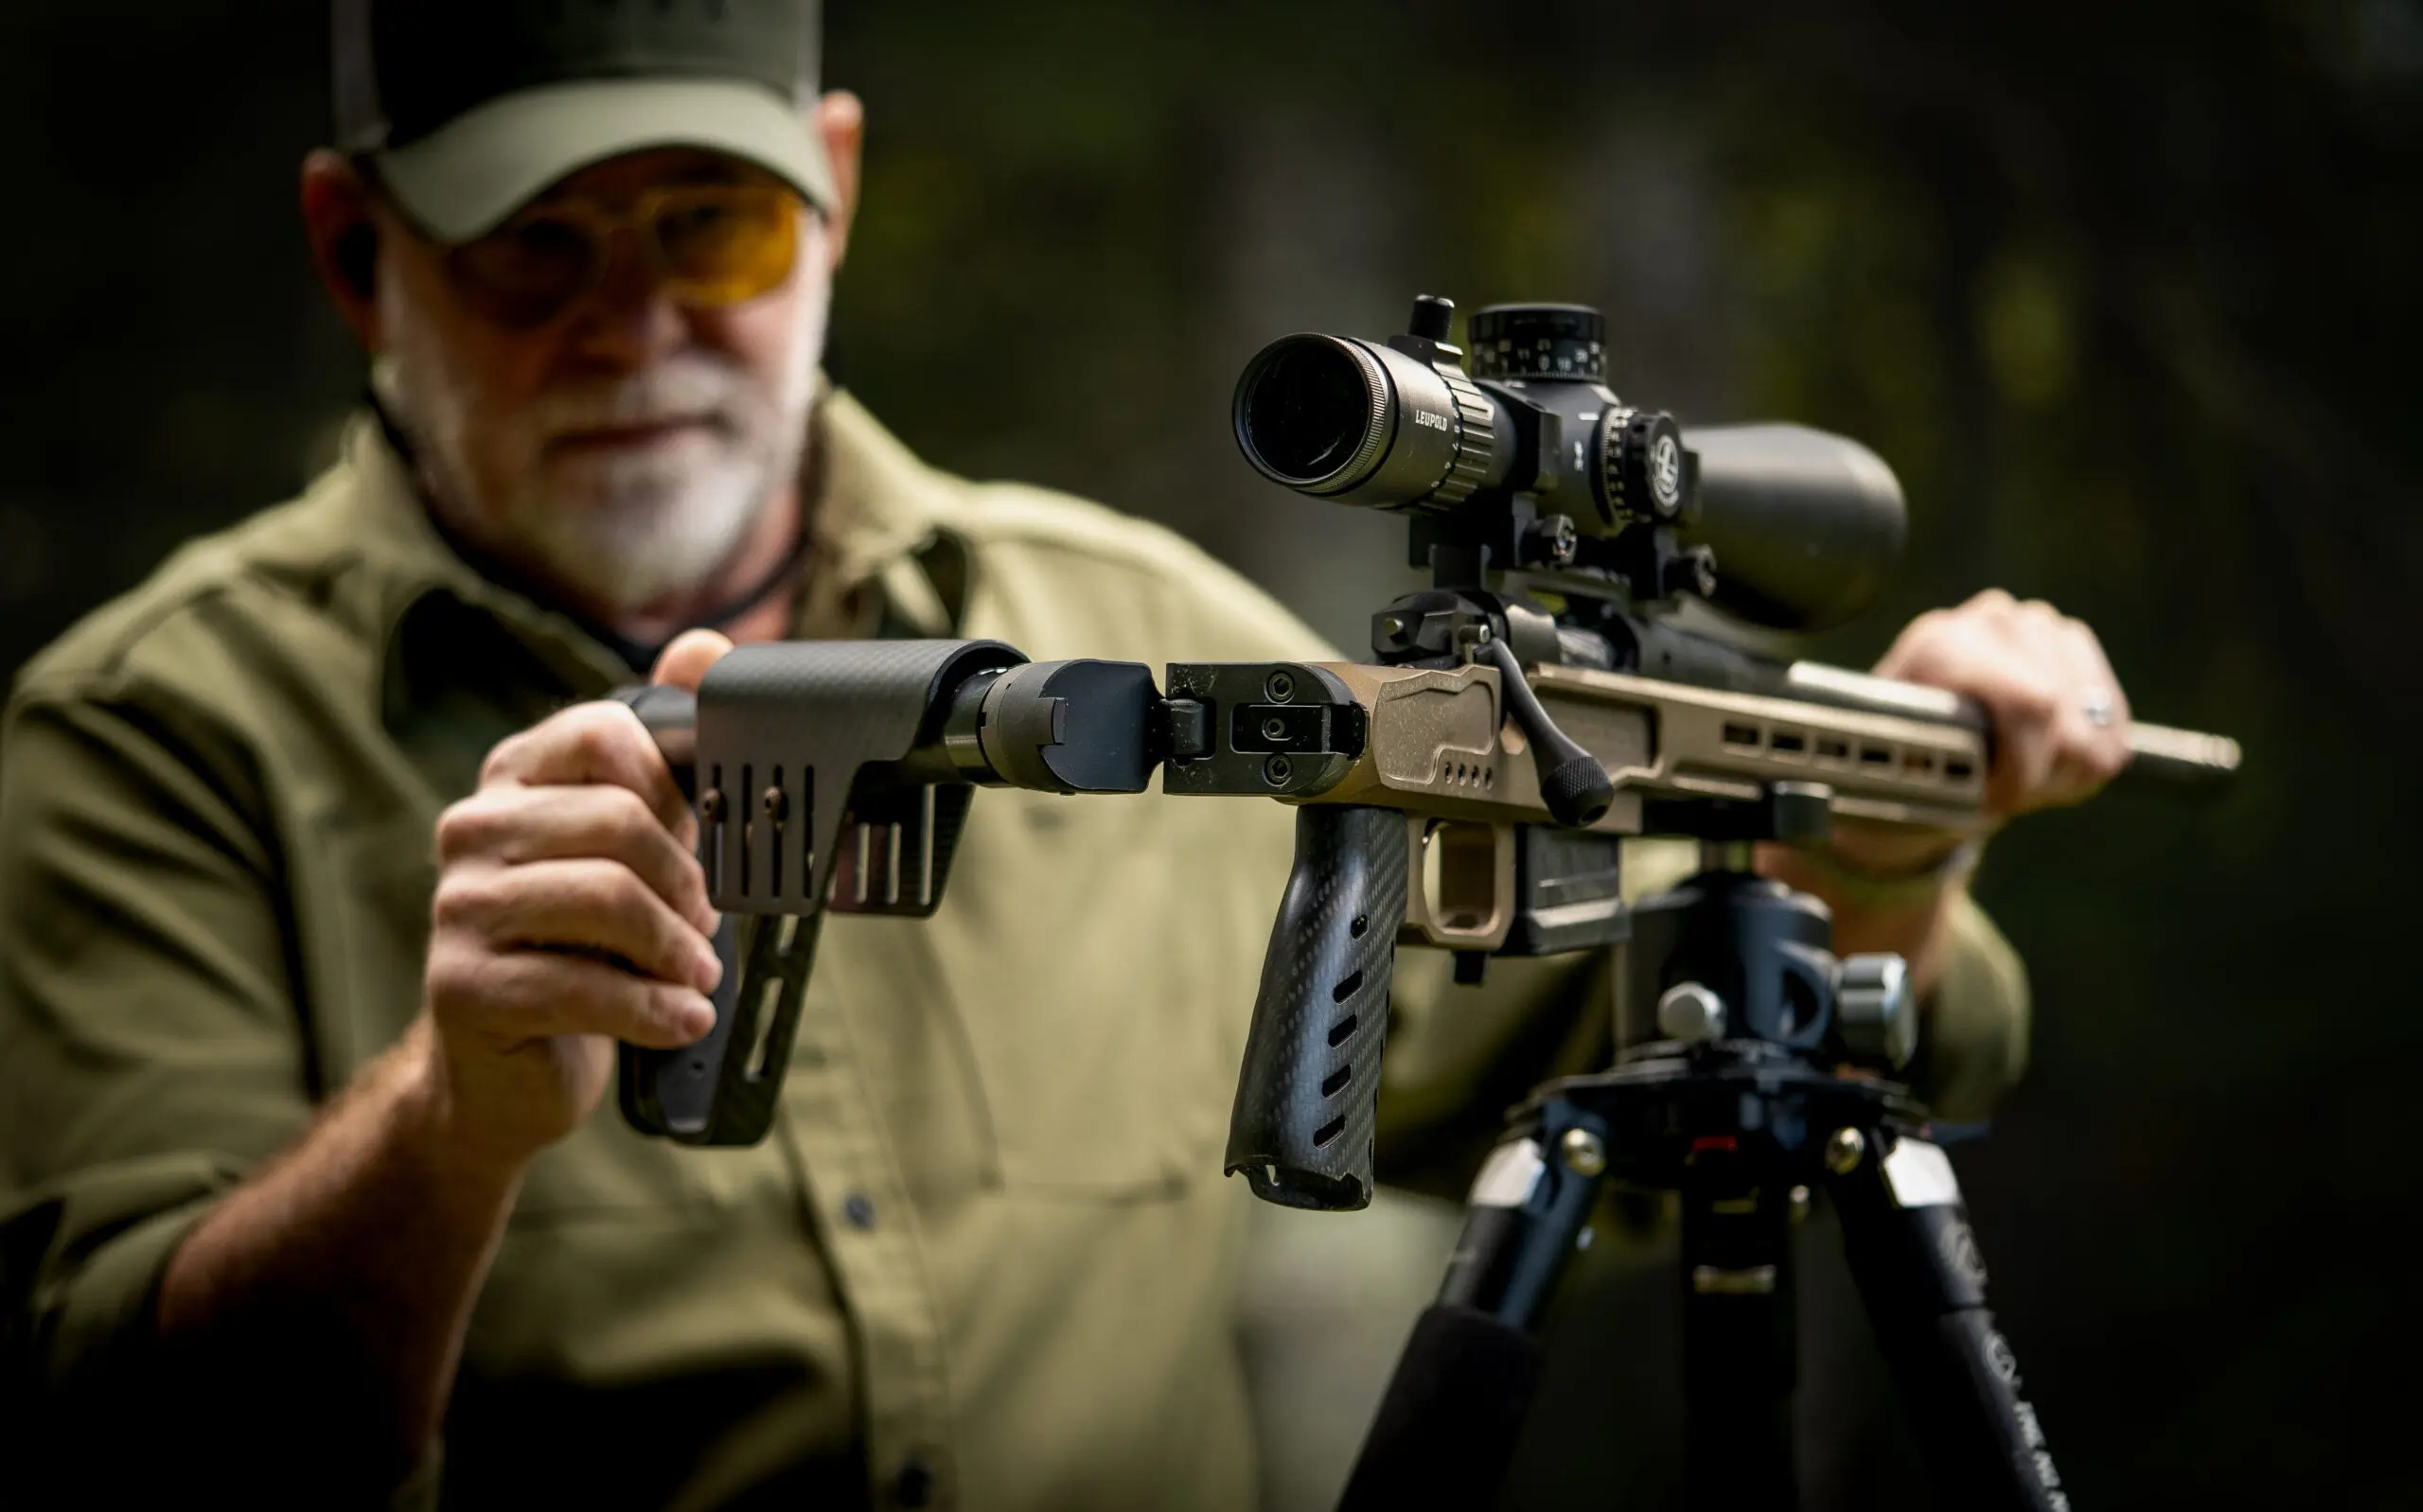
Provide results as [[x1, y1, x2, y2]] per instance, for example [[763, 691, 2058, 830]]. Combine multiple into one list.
[[1561, 1128, 1607, 1177], [1265, 671, 1297, 703], [1825, 1127, 1866, 1174], [1261, 716, 1288, 741], [1264, 755, 1295, 785]]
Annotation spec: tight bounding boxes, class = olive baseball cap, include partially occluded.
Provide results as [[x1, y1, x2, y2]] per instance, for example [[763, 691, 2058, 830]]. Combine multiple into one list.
[[332, 0, 838, 243]]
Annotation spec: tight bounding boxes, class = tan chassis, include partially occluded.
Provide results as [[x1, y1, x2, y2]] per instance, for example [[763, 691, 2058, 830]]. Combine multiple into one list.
[[1296, 662, 1988, 951]]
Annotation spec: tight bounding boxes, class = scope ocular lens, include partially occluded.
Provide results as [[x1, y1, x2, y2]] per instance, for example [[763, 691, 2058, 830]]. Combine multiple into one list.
[[1241, 340, 1375, 483]]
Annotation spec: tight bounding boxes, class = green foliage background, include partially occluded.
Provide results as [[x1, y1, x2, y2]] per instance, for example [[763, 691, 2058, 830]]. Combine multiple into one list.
[[2, 1, 2415, 1503]]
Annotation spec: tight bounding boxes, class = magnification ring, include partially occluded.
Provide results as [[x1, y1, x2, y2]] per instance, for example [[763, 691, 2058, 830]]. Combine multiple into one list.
[[1418, 364, 1498, 510]]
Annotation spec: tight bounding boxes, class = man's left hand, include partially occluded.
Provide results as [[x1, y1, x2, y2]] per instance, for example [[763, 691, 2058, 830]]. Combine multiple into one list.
[[1760, 589, 2134, 993], [1880, 588, 2134, 823]]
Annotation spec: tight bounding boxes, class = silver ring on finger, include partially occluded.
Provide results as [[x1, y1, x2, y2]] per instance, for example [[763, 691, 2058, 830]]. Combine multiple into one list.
[[2081, 688, 2115, 728]]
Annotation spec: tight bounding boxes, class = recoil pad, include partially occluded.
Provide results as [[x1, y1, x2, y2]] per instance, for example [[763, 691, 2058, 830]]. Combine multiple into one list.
[[1225, 805, 1409, 1210]]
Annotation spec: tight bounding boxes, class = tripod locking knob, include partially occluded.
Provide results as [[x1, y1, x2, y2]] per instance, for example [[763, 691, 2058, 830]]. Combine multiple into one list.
[[1656, 982, 1727, 1044], [1835, 954, 1917, 1069]]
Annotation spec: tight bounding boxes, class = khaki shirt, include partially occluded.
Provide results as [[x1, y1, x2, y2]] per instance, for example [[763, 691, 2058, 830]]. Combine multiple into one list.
[[0, 393, 2027, 1509]]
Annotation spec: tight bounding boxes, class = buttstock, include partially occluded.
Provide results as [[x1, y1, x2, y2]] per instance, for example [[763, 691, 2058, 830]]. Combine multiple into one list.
[[610, 683, 822, 1145]]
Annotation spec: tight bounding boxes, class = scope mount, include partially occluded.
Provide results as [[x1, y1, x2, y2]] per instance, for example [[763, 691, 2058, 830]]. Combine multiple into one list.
[[1385, 295, 1715, 623]]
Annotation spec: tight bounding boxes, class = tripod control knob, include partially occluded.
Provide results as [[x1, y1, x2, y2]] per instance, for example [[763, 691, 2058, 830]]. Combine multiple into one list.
[[1656, 982, 1727, 1044], [1835, 955, 1917, 1069]]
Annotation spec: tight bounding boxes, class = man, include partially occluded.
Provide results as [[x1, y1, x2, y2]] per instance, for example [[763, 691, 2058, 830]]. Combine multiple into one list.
[[0, 2, 2132, 1507]]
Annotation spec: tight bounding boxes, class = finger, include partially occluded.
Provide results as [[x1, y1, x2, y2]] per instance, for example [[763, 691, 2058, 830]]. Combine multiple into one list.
[[653, 629, 735, 694], [434, 785, 716, 934], [435, 857, 722, 993], [1872, 589, 2025, 682], [2052, 616, 2134, 784], [1870, 608, 1950, 683], [479, 702, 693, 840], [2015, 601, 2113, 800], [1889, 613, 2065, 817], [428, 941, 716, 1048], [2006, 605, 2128, 805]]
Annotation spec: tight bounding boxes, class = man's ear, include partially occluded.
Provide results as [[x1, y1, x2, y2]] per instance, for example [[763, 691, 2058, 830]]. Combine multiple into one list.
[[813, 90, 865, 272], [300, 149, 385, 352]]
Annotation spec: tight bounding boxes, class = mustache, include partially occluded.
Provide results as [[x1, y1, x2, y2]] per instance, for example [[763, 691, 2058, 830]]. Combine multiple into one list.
[[525, 356, 765, 445]]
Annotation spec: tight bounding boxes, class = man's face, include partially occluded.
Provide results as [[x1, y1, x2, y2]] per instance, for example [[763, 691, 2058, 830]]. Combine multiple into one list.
[[371, 149, 830, 614]]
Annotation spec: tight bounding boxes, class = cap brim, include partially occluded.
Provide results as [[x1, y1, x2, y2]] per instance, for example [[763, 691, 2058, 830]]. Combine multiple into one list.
[[375, 77, 839, 243]]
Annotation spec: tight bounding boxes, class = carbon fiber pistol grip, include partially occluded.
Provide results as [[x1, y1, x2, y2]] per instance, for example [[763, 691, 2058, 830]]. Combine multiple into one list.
[[1224, 804, 1410, 1210]]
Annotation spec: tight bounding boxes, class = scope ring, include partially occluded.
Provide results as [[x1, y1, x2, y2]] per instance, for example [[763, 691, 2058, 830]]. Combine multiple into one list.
[[1417, 364, 1499, 511]]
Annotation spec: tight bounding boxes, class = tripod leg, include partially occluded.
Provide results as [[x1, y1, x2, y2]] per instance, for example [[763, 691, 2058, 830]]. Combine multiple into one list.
[[1827, 1132, 2072, 1512], [1336, 1113, 1605, 1512], [1680, 1177, 1798, 1510]]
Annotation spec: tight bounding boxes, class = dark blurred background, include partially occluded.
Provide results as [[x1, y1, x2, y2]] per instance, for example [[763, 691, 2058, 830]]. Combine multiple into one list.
[[3, 0, 2417, 1505]]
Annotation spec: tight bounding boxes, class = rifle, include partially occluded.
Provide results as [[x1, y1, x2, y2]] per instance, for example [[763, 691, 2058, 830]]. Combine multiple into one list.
[[610, 294, 2234, 1169], [615, 297, 2237, 1507]]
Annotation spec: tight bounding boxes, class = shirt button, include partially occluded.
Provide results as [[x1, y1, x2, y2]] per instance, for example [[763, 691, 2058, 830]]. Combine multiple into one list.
[[842, 1192, 877, 1230], [894, 1457, 934, 1507]]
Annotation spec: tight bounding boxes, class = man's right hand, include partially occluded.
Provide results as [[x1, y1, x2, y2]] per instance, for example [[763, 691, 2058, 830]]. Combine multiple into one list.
[[421, 632, 736, 1168]]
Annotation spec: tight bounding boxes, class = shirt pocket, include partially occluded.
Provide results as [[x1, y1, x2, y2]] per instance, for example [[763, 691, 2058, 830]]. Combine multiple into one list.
[[510, 1114, 804, 1223], [908, 787, 1300, 1199]]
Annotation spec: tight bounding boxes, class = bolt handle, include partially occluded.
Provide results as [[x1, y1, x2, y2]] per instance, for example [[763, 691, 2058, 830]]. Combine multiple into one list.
[[1478, 637, 1614, 828]]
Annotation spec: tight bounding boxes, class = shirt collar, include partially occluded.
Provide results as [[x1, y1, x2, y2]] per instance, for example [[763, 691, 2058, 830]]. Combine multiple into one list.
[[347, 380, 960, 730]]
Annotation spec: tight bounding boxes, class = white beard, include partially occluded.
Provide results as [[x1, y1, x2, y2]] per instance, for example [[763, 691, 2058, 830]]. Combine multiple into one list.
[[374, 266, 826, 614]]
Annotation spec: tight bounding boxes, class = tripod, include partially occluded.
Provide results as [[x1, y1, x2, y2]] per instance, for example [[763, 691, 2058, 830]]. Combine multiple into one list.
[[1335, 835, 2071, 1512]]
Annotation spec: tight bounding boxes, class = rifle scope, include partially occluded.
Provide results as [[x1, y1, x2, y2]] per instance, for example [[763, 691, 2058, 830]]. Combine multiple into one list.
[[1232, 301, 1907, 632]]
